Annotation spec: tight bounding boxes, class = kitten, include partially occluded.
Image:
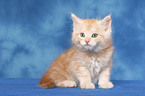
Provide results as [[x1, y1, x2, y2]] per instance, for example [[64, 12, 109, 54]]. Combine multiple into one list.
[[39, 13, 114, 89]]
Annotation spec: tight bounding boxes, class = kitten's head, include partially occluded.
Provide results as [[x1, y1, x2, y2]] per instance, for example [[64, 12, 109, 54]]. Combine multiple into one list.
[[71, 13, 112, 52]]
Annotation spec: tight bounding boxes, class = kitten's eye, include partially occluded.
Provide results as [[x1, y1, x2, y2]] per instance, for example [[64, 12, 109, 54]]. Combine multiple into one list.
[[92, 33, 98, 38], [80, 33, 85, 37]]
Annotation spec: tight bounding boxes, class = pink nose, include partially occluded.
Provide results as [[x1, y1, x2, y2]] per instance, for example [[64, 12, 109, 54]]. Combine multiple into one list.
[[85, 40, 90, 44]]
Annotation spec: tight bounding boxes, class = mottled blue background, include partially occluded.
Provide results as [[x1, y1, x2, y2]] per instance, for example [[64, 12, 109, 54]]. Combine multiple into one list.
[[0, 0, 145, 80]]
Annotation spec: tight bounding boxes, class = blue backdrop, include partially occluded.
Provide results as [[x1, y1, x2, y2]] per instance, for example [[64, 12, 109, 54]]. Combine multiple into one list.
[[0, 0, 145, 80]]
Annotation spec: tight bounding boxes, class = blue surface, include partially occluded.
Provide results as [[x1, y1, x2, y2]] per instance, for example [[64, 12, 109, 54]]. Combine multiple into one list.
[[0, 78, 144, 96], [0, 0, 145, 79]]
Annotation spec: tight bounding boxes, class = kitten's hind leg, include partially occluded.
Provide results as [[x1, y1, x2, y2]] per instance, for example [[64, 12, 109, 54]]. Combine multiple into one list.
[[57, 80, 77, 88]]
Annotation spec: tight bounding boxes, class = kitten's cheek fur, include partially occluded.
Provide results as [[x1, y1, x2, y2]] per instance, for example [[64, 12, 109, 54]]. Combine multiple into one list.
[[80, 41, 85, 46]]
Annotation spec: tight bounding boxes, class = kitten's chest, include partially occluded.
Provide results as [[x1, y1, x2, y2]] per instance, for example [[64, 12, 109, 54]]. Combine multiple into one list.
[[86, 56, 107, 78]]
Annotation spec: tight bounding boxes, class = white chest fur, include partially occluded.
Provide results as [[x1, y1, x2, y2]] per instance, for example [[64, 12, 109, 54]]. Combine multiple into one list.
[[87, 56, 107, 83], [75, 48, 113, 83]]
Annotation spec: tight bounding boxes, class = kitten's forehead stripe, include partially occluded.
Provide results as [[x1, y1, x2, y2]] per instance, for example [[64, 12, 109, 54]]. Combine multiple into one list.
[[82, 19, 104, 35], [84, 19, 97, 31]]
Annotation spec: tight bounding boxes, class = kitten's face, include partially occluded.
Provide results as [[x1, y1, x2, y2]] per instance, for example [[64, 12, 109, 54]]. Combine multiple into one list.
[[71, 13, 112, 51]]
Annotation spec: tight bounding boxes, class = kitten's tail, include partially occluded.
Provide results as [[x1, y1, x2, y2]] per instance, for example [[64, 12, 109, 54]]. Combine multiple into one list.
[[39, 75, 56, 88]]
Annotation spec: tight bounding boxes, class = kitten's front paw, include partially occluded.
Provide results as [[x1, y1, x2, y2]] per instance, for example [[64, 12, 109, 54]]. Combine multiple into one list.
[[80, 81, 95, 89], [98, 82, 114, 89]]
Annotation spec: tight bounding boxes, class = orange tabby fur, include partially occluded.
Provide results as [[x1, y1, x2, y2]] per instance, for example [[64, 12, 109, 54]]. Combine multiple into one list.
[[39, 13, 114, 89]]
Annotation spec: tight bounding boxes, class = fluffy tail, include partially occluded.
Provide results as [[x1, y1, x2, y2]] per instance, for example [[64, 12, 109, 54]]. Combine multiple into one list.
[[39, 75, 56, 88]]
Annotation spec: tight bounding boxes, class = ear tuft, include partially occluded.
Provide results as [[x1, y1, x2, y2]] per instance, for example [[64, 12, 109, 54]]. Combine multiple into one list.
[[71, 13, 82, 25], [100, 14, 112, 30]]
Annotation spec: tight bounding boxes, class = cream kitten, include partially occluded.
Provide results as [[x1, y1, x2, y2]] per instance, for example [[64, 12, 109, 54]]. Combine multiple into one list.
[[39, 13, 114, 89]]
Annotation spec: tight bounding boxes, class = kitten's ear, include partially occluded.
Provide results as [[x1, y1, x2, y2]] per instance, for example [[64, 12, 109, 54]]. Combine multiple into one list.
[[71, 13, 82, 25], [100, 14, 111, 31]]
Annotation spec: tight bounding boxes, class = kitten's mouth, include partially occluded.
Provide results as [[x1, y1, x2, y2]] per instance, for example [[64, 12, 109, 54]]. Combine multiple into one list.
[[82, 43, 98, 51], [84, 44, 90, 47], [84, 44, 92, 48]]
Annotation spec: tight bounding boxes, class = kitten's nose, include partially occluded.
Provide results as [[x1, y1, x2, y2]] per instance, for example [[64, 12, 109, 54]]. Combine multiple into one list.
[[85, 40, 90, 44]]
